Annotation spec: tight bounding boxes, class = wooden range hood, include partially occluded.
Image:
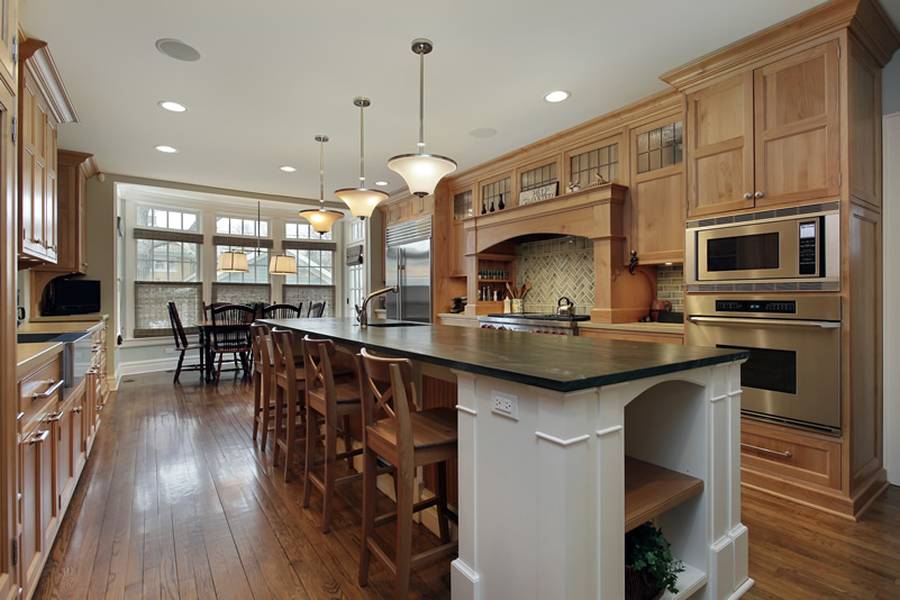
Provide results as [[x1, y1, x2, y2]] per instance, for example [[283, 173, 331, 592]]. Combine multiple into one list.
[[461, 183, 655, 323]]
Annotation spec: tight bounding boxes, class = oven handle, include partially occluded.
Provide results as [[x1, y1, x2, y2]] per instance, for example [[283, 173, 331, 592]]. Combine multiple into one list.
[[688, 316, 840, 329]]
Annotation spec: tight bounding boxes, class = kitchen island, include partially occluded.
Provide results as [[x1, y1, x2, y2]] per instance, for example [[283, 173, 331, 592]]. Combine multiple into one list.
[[262, 318, 751, 600]]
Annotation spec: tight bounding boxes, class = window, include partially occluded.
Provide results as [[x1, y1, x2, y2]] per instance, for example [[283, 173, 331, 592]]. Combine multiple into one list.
[[569, 142, 618, 187], [137, 207, 199, 232], [347, 263, 364, 310], [134, 282, 202, 335], [637, 121, 683, 174], [283, 285, 334, 317], [286, 221, 332, 240], [481, 178, 510, 212], [349, 218, 366, 243], [215, 246, 270, 283], [285, 248, 333, 285], [216, 216, 269, 237], [136, 239, 199, 282], [453, 190, 473, 220]]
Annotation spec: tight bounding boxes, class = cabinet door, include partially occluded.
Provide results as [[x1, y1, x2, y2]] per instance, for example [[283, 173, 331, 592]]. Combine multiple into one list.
[[19, 79, 44, 259], [18, 425, 53, 598], [753, 40, 840, 207], [686, 73, 755, 216], [630, 115, 685, 264], [53, 406, 76, 512], [0, 0, 15, 89], [44, 122, 58, 262]]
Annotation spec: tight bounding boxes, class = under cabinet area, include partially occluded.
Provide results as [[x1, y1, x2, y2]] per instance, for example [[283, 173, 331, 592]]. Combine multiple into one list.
[[684, 40, 841, 217]]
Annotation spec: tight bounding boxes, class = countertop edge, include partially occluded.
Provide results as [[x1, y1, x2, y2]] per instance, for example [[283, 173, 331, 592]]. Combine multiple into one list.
[[17, 342, 64, 380], [578, 321, 684, 334]]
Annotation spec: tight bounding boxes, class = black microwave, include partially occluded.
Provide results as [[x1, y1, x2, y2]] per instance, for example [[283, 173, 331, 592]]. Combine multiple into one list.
[[42, 277, 101, 316]]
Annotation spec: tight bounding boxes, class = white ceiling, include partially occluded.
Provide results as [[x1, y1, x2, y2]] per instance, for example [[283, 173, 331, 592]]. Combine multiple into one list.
[[21, 0, 828, 200]]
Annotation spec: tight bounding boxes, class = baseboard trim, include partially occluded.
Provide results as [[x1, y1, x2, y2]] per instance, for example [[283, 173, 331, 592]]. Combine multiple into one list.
[[118, 356, 179, 377]]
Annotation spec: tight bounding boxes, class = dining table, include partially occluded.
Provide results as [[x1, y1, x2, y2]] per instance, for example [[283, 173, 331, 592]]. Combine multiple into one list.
[[194, 320, 253, 383]]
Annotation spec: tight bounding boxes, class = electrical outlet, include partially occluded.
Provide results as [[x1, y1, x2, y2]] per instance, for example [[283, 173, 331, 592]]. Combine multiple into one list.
[[491, 391, 518, 420]]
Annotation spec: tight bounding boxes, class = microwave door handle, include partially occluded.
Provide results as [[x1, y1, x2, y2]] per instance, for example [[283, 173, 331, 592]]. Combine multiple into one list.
[[688, 316, 840, 329]]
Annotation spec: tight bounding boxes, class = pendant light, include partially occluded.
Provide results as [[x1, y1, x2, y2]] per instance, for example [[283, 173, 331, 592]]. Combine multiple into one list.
[[387, 38, 456, 198], [268, 197, 297, 275], [218, 249, 248, 273], [299, 135, 344, 235], [335, 97, 388, 219]]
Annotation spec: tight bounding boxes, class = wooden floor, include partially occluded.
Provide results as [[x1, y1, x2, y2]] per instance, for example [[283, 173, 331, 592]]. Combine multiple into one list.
[[35, 372, 900, 600]]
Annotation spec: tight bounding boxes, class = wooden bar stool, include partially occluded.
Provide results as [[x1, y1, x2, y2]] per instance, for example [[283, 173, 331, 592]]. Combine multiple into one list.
[[270, 328, 307, 481], [300, 336, 364, 533], [250, 323, 274, 449], [357, 348, 458, 598]]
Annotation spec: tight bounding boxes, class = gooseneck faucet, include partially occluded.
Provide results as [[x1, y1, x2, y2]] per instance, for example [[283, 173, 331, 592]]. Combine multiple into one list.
[[355, 286, 399, 329]]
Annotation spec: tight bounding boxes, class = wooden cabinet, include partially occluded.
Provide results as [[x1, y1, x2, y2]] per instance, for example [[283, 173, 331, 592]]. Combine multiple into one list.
[[629, 113, 686, 264], [686, 40, 840, 217], [0, 0, 16, 91], [35, 150, 94, 274], [579, 326, 684, 345], [17, 37, 77, 267]]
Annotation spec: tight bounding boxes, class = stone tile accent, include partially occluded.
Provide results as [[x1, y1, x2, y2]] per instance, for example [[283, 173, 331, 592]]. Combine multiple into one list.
[[514, 236, 594, 314], [655, 265, 684, 312]]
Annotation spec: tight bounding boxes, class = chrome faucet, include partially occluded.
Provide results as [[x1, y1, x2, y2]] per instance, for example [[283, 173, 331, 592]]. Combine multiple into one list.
[[355, 285, 399, 329]]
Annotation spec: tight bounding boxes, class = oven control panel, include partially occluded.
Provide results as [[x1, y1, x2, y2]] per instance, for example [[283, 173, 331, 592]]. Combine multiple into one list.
[[798, 220, 818, 275], [715, 300, 796, 314]]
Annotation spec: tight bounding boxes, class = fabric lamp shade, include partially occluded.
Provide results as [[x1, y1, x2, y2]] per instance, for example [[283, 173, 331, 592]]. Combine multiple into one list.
[[335, 187, 389, 219], [387, 153, 457, 198], [217, 250, 248, 273], [268, 254, 297, 275]]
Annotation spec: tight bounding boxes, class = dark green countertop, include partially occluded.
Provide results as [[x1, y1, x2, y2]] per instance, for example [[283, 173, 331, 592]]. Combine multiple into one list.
[[259, 318, 747, 392]]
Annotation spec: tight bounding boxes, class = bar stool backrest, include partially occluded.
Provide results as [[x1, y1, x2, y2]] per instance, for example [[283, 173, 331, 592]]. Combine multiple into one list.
[[359, 348, 416, 450], [301, 336, 337, 402], [270, 328, 299, 383], [250, 323, 271, 376]]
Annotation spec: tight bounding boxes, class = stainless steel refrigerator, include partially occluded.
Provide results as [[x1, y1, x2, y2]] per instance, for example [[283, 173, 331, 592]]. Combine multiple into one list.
[[385, 217, 432, 323]]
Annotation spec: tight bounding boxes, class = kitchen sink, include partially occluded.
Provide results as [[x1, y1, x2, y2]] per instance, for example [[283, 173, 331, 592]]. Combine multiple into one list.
[[17, 332, 91, 343]]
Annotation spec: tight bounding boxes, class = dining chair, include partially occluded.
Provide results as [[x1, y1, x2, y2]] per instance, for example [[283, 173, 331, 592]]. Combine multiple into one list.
[[167, 301, 204, 383], [307, 301, 326, 318], [301, 335, 363, 532], [357, 348, 458, 598], [209, 304, 254, 382], [203, 301, 230, 319], [263, 303, 303, 319]]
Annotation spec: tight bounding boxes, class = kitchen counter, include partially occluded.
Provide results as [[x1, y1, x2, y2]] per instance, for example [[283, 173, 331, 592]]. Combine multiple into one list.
[[578, 320, 684, 334], [17, 342, 63, 379], [260, 318, 742, 392], [261, 317, 750, 599], [18, 320, 104, 334]]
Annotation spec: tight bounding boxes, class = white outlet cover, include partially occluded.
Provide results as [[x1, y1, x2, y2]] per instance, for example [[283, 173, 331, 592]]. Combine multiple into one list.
[[491, 391, 519, 421]]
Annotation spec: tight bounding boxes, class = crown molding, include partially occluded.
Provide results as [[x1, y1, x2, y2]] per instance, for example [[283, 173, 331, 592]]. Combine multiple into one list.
[[20, 36, 78, 124]]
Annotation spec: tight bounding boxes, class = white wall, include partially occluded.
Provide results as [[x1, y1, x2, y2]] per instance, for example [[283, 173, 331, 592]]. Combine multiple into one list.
[[884, 50, 900, 485]]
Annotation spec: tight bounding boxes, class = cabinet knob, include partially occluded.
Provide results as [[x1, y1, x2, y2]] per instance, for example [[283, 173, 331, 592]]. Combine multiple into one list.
[[743, 192, 752, 200], [754, 191, 765, 199]]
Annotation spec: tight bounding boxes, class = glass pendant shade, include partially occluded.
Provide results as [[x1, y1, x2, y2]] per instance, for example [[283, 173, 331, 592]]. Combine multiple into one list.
[[218, 251, 248, 273], [299, 208, 344, 235], [268, 254, 297, 275], [387, 153, 457, 198], [335, 187, 389, 219]]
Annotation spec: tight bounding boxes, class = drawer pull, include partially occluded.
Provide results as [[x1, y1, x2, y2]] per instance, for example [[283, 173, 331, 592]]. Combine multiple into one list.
[[27, 430, 50, 445], [32, 379, 64, 400], [42, 411, 65, 423], [741, 442, 792, 459], [72, 406, 83, 414], [16, 411, 24, 421]]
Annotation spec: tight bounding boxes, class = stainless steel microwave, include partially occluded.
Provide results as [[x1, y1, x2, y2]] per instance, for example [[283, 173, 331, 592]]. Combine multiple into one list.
[[685, 207, 839, 288]]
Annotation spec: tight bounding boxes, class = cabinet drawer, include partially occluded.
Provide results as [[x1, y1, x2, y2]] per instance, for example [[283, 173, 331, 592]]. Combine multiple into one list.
[[579, 329, 684, 345], [18, 354, 64, 427], [741, 418, 841, 490]]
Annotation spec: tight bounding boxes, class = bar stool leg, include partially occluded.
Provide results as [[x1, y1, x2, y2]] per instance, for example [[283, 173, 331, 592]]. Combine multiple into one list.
[[252, 370, 261, 442], [302, 406, 316, 508], [395, 464, 415, 599], [283, 382, 296, 482], [436, 460, 451, 544], [358, 446, 376, 587], [260, 378, 271, 451], [323, 411, 337, 533], [272, 385, 283, 467]]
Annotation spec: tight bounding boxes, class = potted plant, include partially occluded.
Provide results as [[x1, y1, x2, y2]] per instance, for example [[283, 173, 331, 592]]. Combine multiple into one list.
[[625, 522, 684, 600]]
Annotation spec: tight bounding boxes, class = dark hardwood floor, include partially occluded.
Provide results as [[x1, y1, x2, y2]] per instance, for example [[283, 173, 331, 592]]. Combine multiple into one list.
[[35, 372, 900, 599]]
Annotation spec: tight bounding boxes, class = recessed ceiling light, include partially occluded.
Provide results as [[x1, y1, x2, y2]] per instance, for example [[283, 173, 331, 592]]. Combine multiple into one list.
[[544, 90, 570, 103], [155, 145, 178, 154], [279, 165, 296, 173], [155, 38, 201, 62], [374, 180, 389, 187], [469, 127, 498, 138], [158, 100, 187, 113]]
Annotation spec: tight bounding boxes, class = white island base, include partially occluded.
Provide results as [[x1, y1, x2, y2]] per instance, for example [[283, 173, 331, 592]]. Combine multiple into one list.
[[450, 360, 753, 600]]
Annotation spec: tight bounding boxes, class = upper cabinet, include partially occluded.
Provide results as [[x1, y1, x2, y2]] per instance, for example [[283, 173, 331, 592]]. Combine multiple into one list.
[[17, 37, 78, 267], [0, 0, 16, 90], [686, 40, 840, 217]]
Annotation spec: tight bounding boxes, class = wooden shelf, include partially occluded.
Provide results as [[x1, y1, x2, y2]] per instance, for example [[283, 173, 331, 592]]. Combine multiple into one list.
[[478, 279, 510, 283], [449, 272, 467, 278], [625, 457, 703, 533], [477, 253, 516, 262]]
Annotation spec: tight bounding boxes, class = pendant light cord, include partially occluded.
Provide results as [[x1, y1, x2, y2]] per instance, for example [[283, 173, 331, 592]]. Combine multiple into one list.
[[319, 139, 325, 209], [418, 51, 425, 150], [359, 103, 366, 184], [256, 200, 261, 255]]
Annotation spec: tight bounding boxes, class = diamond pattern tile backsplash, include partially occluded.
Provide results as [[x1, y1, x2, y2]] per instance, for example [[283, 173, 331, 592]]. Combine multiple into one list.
[[655, 265, 684, 312], [514, 236, 594, 314]]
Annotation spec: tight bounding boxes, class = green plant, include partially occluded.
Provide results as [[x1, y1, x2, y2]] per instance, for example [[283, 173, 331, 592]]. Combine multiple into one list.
[[625, 523, 684, 596]]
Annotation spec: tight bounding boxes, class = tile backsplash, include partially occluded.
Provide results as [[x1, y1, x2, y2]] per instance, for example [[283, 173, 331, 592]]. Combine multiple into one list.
[[655, 265, 684, 312], [514, 236, 594, 314]]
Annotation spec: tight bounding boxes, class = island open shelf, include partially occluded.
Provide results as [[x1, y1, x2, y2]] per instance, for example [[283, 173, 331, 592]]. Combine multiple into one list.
[[624, 456, 704, 533]]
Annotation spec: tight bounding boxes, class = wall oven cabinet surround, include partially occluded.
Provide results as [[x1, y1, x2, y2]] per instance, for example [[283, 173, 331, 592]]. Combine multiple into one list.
[[686, 294, 841, 433], [685, 40, 840, 217], [17, 37, 78, 266], [686, 206, 839, 290]]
